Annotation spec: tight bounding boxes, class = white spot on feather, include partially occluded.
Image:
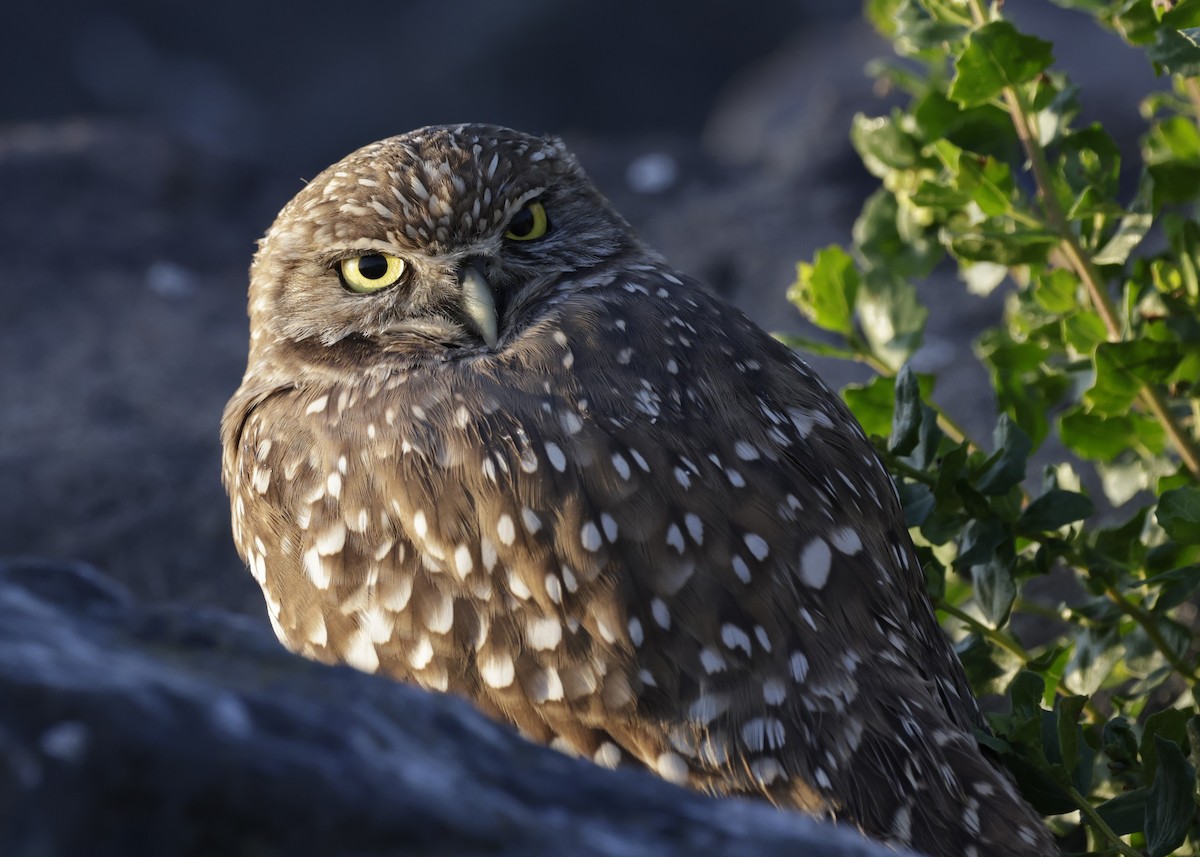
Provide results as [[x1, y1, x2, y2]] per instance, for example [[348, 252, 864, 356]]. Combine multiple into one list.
[[720, 624, 752, 656], [699, 647, 727, 673], [480, 652, 515, 688], [303, 547, 330, 589], [733, 440, 760, 461], [526, 616, 562, 650], [527, 667, 564, 703], [580, 521, 602, 552], [656, 752, 689, 784], [545, 442, 567, 472], [496, 514, 515, 546], [790, 651, 809, 682], [832, 526, 863, 555], [763, 678, 787, 705], [408, 636, 434, 669], [315, 521, 346, 555], [453, 544, 473, 579], [743, 533, 769, 560], [594, 742, 622, 768], [801, 538, 832, 589]]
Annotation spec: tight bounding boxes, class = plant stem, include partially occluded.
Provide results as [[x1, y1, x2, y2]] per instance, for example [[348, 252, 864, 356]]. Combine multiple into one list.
[[1104, 585, 1200, 684], [940, 601, 1032, 661], [965, 0, 1200, 481], [1067, 785, 1142, 857]]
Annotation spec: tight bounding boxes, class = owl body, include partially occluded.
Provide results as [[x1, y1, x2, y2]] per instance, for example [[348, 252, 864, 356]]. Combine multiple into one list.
[[223, 125, 1054, 856]]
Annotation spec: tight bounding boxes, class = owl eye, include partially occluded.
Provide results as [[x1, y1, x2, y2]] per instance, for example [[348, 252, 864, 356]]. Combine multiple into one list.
[[504, 200, 549, 241], [338, 253, 406, 293]]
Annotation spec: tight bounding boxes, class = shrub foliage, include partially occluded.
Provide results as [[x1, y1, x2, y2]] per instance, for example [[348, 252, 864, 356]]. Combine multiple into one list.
[[787, 1, 1200, 853]]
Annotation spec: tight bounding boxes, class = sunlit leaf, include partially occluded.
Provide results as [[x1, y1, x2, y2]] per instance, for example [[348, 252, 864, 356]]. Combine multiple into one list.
[[949, 22, 1054, 107]]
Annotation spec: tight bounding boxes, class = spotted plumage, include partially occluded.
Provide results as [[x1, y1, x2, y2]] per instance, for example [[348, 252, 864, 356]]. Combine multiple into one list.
[[222, 124, 1055, 856]]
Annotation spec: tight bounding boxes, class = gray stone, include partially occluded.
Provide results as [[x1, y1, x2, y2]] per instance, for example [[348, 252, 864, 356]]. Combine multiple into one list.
[[0, 559, 904, 857]]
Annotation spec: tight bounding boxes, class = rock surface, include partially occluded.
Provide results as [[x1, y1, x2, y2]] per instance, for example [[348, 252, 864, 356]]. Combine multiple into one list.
[[0, 559, 904, 857]]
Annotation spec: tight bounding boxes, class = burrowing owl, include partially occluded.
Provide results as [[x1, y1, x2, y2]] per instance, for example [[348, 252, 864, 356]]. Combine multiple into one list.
[[222, 124, 1054, 856]]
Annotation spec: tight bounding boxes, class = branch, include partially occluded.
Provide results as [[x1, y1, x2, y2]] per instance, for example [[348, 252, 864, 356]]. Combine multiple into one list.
[[965, 0, 1200, 480]]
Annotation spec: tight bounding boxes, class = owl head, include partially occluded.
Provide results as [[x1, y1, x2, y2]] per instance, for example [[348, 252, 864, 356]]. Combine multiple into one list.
[[246, 124, 643, 371]]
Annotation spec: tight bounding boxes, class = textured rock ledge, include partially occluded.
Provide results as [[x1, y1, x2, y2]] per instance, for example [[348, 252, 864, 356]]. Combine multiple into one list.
[[0, 559, 904, 857]]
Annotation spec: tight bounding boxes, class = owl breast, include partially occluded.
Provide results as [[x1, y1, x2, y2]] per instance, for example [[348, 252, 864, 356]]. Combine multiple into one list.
[[231, 270, 909, 768], [227, 255, 1056, 856]]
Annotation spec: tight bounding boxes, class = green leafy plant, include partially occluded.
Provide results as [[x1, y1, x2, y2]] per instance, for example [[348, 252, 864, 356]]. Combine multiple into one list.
[[786, 1, 1200, 853]]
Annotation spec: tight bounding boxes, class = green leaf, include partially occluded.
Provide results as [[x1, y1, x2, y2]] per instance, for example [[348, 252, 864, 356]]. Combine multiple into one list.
[[857, 271, 929, 369], [1095, 788, 1149, 836], [909, 180, 973, 209], [891, 0, 968, 53], [1143, 708, 1192, 783], [1158, 487, 1200, 543], [1163, 0, 1200, 29], [1147, 27, 1200, 77], [1033, 269, 1080, 313], [897, 480, 936, 527], [976, 415, 1032, 495], [1062, 311, 1108, 355], [1010, 670, 1047, 721], [1060, 124, 1121, 199], [958, 516, 1008, 567], [1149, 565, 1200, 611], [790, 247, 860, 336], [854, 190, 942, 281], [1144, 116, 1200, 166], [974, 326, 1070, 444], [1145, 736, 1196, 857], [958, 154, 1015, 216], [1094, 171, 1154, 265], [1085, 340, 1184, 414], [890, 365, 923, 455], [851, 113, 924, 178], [864, 0, 904, 38], [1055, 694, 1088, 774], [1060, 406, 1167, 460], [1112, 0, 1162, 45], [945, 228, 1059, 265], [843, 375, 897, 439], [1064, 627, 1123, 695], [1103, 716, 1140, 768], [971, 550, 1018, 627], [949, 21, 1054, 108], [1018, 489, 1095, 532]]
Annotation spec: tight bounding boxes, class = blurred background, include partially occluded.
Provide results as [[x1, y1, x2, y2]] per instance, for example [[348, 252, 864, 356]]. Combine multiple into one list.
[[0, 1, 1158, 617]]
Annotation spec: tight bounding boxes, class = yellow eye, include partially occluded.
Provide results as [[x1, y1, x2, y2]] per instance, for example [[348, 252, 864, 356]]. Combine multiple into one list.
[[504, 200, 549, 241], [338, 253, 406, 293]]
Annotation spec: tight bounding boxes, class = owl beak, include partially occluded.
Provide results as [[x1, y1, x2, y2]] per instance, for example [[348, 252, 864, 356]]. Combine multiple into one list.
[[458, 257, 499, 348]]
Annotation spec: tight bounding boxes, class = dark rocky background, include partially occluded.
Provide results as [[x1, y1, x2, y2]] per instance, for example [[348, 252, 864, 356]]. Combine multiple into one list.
[[0, 1, 1160, 853]]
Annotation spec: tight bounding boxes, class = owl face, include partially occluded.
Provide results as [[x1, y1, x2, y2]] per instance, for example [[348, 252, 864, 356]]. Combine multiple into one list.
[[247, 125, 640, 365]]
